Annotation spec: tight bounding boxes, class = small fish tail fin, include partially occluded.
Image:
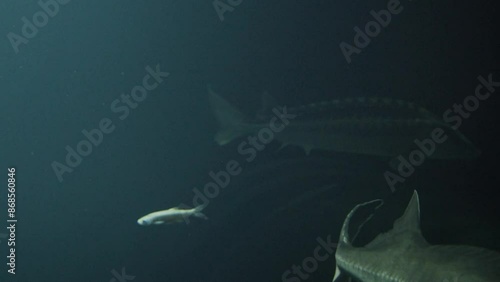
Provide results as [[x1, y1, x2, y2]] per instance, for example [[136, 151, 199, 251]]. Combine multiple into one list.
[[208, 86, 248, 145], [193, 204, 208, 220]]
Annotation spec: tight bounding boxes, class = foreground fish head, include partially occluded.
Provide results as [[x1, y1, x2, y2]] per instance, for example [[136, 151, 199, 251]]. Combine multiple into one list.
[[137, 210, 175, 226]]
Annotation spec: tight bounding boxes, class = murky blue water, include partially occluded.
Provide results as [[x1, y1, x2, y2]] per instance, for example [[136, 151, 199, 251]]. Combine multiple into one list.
[[1, 1, 499, 281]]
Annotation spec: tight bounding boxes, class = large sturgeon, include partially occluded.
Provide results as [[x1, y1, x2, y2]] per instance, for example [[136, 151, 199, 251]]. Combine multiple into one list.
[[333, 191, 500, 282], [208, 88, 480, 159]]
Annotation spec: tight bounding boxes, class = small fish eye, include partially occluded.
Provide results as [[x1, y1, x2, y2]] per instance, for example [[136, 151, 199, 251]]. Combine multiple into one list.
[[138, 219, 149, 225]]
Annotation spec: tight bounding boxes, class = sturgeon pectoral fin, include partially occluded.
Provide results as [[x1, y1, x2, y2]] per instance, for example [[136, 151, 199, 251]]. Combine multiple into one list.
[[332, 265, 352, 282], [277, 142, 290, 151], [332, 265, 341, 281], [304, 145, 314, 155]]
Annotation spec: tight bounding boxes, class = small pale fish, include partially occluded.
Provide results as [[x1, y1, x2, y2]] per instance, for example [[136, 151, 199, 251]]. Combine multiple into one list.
[[208, 87, 480, 159], [137, 205, 208, 226]]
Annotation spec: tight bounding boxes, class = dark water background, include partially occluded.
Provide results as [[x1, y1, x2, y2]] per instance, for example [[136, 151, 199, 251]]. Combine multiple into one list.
[[0, 1, 499, 281]]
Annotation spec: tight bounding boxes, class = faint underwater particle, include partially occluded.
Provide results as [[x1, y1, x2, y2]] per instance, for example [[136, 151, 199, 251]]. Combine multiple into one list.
[[7, 0, 72, 54], [0, 233, 7, 244]]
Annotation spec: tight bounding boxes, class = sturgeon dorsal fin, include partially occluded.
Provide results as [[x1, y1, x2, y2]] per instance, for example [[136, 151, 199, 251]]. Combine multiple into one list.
[[393, 190, 421, 233], [365, 190, 427, 248]]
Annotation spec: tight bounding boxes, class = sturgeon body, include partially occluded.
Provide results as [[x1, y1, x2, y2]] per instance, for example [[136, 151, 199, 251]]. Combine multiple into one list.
[[333, 191, 500, 282], [209, 88, 480, 159]]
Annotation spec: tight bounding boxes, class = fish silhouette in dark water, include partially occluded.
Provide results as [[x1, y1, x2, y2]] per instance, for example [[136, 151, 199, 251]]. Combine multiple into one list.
[[209, 88, 480, 159]]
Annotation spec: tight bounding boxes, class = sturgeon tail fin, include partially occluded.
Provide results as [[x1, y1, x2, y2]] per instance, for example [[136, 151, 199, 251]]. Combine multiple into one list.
[[333, 199, 384, 281], [208, 86, 248, 145], [193, 204, 208, 220], [338, 199, 384, 247]]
